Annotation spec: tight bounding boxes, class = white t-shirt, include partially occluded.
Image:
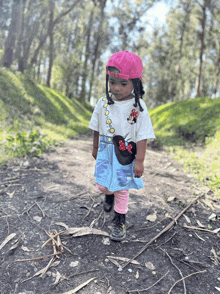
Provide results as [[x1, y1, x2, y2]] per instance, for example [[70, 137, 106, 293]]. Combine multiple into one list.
[[89, 97, 155, 143]]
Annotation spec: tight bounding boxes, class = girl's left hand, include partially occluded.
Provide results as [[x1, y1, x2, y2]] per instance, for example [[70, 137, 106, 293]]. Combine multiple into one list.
[[133, 160, 144, 178]]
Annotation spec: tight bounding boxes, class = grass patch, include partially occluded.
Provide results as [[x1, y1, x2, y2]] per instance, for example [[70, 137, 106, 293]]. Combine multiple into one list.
[[0, 68, 92, 162], [149, 97, 220, 197]]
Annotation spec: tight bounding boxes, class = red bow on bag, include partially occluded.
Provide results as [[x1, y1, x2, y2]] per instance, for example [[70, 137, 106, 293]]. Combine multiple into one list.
[[119, 140, 133, 154], [131, 109, 138, 119]]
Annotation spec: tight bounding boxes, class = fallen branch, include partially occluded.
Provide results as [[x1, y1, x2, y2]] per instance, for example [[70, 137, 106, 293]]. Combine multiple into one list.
[[183, 224, 216, 234], [61, 277, 96, 294], [51, 190, 89, 203], [127, 270, 169, 293], [67, 269, 100, 279], [122, 193, 203, 269], [161, 249, 186, 294], [167, 270, 206, 294], [15, 252, 62, 262]]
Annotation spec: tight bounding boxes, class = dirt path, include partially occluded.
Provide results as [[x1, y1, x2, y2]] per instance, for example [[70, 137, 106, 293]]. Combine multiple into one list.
[[1, 133, 220, 294]]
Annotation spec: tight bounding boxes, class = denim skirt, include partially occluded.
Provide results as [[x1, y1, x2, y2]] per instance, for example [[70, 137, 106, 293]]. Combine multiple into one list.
[[94, 135, 144, 192]]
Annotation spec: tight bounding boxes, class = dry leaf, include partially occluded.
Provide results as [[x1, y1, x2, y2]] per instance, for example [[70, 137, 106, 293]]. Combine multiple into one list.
[[135, 271, 139, 279], [183, 214, 191, 224], [51, 260, 61, 267], [145, 262, 155, 270], [21, 245, 31, 252], [0, 233, 16, 250], [108, 257, 121, 268], [197, 220, 205, 228], [40, 258, 55, 279], [146, 213, 157, 222], [51, 270, 62, 286], [7, 191, 15, 198], [61, 277, 96, 294], [167, 196, 176, 202], [209, 213, 217, 221], [55, 222, 69, 230], [9, 239, 20, 251], [63, 227, 109, 237], [107, 256, 140, 265], [215, 287, 220, 292]]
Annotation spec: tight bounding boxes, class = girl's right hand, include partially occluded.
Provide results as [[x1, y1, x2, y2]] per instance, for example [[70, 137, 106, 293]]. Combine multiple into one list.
[[92, 148, 98, 160]]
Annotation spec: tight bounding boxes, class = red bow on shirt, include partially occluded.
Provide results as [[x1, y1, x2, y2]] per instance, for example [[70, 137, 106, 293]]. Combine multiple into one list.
[[119, 140, 133, 153], [131, 109, 138, 119]]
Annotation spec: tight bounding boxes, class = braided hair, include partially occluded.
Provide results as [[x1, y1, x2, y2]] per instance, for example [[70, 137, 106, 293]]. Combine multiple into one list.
[[106, 73, 145, 112]]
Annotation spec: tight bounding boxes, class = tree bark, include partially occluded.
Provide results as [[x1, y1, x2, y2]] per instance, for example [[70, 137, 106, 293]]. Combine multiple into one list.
[[196, 0, 207, 97], [2, 0, 20, 68], [29, 0, 81, 68], [88, 0, 107, 102], [46, 0, 55, 87], [79, 4, 95, 102]]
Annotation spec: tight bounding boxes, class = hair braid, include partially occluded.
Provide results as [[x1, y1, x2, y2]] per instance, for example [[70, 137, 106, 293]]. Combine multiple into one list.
[[132, 79, 144, 112], [106, 75, 114, 105]]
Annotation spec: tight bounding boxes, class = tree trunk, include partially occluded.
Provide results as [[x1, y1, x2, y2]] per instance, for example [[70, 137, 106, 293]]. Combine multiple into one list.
[[196, 0, 207, 97], [88, 0, 107, 102], [2, 0, 20, 68], [29, 0, 81, 68], [46, 0, 55, 87], [79, 4, 95, 102], [16, 0, 26, 72]]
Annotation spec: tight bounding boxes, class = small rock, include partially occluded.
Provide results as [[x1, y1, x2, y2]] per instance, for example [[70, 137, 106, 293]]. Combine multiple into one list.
[[102, 237, 110, 245], [33, 216, 42, 222], [128, 269, 132, 273], [69, 261, 79, 267]]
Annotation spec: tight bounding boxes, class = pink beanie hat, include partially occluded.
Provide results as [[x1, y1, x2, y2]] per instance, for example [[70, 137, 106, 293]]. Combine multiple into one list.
[[106, 51, 144, 81]]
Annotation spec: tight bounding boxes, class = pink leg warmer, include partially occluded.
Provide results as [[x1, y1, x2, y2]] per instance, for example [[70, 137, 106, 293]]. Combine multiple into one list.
[[96, 183, 129, 214]]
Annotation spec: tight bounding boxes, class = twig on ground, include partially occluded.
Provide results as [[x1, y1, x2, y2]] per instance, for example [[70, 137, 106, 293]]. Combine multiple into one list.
[[161, 249, 186, 294], [41, 230, 65, 248], [138, 217, 167, 230], [127, 270, 169, 293], [90, 210, 103, 228], [15, 252, 62, 262], [156, 232, 176, 249], [167, 270, 206, 294], [183, 223, 216, 234], [51, 190, 89, 203], [83, 198, 95, 219], [122, 193, 204, 269], [23, 202, 45, 217], [67, 268, 100, 279], [35, 202, 45, 217]]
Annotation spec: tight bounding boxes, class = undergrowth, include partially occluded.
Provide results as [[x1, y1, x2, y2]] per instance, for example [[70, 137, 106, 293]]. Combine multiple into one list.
[[149, 97, 220, 198], [2, 129, 56, 158], [0, 68, 92, 162]]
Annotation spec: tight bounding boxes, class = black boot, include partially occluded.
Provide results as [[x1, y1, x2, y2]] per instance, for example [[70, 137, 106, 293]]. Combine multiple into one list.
[[103, 194, 114, 212], [110, 211, 126, 241]]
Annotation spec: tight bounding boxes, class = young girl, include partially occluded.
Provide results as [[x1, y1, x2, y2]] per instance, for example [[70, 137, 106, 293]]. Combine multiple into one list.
[[89, 51, 155, 241]]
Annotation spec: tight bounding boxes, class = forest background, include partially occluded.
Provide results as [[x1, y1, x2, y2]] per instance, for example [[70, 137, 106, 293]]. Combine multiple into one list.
[[1, 0, 220, 107]]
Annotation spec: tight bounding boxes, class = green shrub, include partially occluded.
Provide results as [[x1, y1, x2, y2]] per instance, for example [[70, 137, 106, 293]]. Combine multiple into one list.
[[3, 129, 55, 157]]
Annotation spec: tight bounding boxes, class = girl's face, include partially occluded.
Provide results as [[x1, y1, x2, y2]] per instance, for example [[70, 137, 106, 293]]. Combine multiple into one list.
[[109, 76, 134, 101]]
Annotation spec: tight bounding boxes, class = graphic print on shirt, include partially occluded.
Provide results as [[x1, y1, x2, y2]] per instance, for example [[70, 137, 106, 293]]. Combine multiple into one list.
[[102, 97, 115, 137], [127, 109, 138, 125]]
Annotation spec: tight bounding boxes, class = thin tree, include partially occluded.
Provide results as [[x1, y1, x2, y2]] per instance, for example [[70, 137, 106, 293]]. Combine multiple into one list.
[[46, 0, 55, 87], [2, 0, 20, 68]]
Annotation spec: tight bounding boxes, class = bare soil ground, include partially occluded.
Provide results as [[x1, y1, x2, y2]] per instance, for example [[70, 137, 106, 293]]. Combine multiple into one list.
[[1, 133, 220, 294]]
